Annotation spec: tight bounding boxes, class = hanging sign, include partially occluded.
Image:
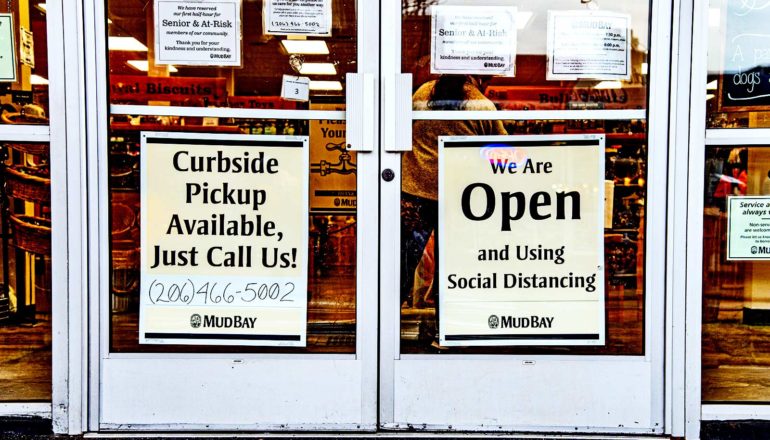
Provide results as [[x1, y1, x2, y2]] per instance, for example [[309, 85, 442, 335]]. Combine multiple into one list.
[[438, 135, 605, 346], [19, 27, 34, 69], [0, 14, 16, 82], [720, 0, 770, 110], [546, 11, 631, 81], [139, 132, 309, 346], [263, 0, 332, 36], [280, 75, 310, 102], [430, 5, 517, 77], [727, 196, 770, 260], [308, 102, 356, 212], [154, 0, 242, 66]]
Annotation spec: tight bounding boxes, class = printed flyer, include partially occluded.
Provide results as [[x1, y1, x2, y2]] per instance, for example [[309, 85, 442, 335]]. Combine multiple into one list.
[[430, 5, 517, 76], [438, 135, 605, 346], [727, 196, 770, 260], [547, 10, 631, 80], [264, 0, 332, 36], [154, 0, 242, 66], [139, 132, 309, 346]]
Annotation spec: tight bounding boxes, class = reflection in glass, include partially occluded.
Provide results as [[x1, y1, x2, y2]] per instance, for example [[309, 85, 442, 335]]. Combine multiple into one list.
[[702, 145, 770, 402]]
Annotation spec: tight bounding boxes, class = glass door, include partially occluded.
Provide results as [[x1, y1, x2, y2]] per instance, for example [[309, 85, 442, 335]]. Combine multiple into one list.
[[380, 0, 669, 433], [87, 0, 378, 430]]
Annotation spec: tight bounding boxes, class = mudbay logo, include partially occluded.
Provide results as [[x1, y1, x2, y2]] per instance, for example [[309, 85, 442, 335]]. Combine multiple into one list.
[[488, 315, 499, 329], [190, 314, 258, 329], [499, 315, 554, 329]]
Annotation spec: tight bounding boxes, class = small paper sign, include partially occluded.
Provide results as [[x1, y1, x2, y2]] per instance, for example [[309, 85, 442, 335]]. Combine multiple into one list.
[[19, 28, 34, 69], [264, 0, 332, 36], [154, 0, 242, 66], [281, 75, 310, 102], [430, 5, 517, 77], [547, 11, 631, 80], [0, 14, 17, 82]]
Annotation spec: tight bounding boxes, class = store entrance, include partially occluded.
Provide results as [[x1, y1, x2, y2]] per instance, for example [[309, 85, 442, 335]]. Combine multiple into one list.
[[88, 0, 668, 434]]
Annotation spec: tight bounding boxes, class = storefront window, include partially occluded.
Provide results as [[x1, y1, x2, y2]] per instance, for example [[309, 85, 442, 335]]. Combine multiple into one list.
[[0, 2, 48, 124], [701, 0, 770, 402], [107, 117, 357, 354], [705, 0, 770, 128], [0, 0, 51, 402], [0, 142, 52, 401], [400, 119, 648, 355], [402, 1, 650, 112], [107, 0, 355, 108], [701, 145, 770, 401]]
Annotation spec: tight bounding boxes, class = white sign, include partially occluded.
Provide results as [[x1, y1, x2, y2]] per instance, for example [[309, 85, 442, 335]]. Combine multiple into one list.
[[264, 0, 332, 36], [140, 132, 309, 346], [430, 5, 517, 77], [19, 28, 34, 69], [281, 75, 310, 102], [0, 14, 16, 82], [727, 196, 770, 260], [438, 135, 605, 346], [154, 0, 241, 66], [547, 11, 631, 80]]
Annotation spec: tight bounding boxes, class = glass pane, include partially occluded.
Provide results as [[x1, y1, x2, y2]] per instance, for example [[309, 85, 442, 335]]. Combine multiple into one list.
[[702, 145, 770, 402], [402, 1, 650, 111], [706, 0, 770, 128], [0, 2, 49, 124], [0, 142, 52, 401], [106, 0, 356, 107], [108, 115, 357, 353], [400, 119, 647, 355]]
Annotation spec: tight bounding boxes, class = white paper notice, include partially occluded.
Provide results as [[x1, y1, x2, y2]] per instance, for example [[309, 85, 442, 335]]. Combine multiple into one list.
[[727, 196, 770, 260], [264, 0, 332, 36], [281, 75, 310, 102], [139, 132, 309, 346], [155, 0, 241, 66], [0, 14, 16, 82], [438, 135, 605, 346], [547, 11, 631, 80], [430, 5, 517, 77]]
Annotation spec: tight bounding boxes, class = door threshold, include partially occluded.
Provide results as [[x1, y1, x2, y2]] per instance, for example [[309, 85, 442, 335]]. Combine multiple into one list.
[[85, 433, 669, 439]]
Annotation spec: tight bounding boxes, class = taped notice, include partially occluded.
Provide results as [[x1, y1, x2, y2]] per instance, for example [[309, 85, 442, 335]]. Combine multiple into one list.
[[264, 0, 332, 36], [154, 0, 242, 66], [430, 5, 517, 76], [547, 11, 631, 80]]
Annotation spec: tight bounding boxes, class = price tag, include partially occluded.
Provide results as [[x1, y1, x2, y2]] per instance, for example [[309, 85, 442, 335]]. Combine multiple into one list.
[[281, 75, 310, 102]]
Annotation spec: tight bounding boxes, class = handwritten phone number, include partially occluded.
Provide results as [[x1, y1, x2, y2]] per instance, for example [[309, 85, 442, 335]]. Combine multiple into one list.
[[147, 279, 295, 305], [270, 21, 321, 28]]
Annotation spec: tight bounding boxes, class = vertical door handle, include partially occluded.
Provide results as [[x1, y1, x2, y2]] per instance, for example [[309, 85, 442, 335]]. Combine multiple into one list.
[[346, 72, 375, 152], [383, 73, 412, 152]]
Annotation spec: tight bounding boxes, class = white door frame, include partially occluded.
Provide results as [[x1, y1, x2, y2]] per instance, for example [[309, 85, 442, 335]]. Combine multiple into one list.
[[379, 0, 673, 433], [0, 0, 84, 433], [81, 0, 380, 431]]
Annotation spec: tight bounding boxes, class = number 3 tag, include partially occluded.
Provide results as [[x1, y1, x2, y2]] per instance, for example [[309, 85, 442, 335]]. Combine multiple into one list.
[[281, 75, 310, 102]]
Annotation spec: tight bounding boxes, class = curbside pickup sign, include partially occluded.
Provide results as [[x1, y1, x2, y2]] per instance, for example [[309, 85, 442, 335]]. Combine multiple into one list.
[[139, 132, 309, 346], [438, 135, 605, 346]]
